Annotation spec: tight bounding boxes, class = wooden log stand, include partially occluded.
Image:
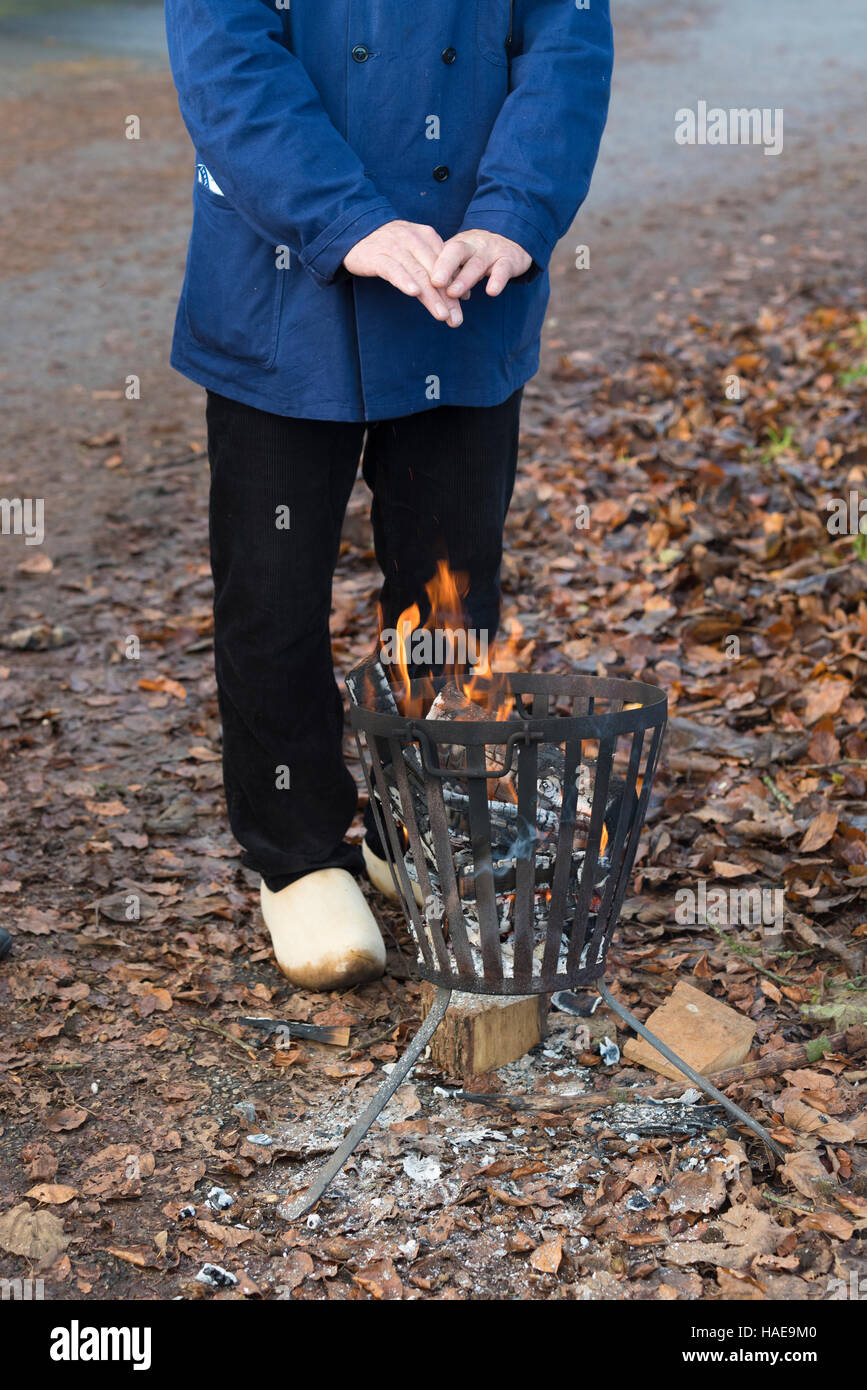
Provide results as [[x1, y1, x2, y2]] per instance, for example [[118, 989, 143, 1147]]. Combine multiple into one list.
[[420, 981, 548, 1081]]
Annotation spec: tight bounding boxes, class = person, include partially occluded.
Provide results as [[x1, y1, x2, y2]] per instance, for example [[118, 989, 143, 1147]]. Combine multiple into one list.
[[164, 0, 614, 989]]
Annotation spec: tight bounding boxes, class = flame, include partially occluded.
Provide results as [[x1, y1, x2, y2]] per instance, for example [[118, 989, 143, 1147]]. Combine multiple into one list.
[[382, 555, 525, 720], [393, 601, 421, 714], [459, 613, 524, 721]]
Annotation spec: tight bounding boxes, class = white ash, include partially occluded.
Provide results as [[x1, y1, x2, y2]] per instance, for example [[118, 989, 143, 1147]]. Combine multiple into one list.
[[195, 1264, 237, 1288], [626, 1192, 653, 1212], [402, 1153, 442, 1184], [206, 1186, 234, 1211], [447, 1127, 510, 1147]]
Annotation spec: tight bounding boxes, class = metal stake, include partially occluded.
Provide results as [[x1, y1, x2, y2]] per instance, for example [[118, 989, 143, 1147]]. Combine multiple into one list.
[[597, 981, 785, 1164], [281, 985, 452, 1221]]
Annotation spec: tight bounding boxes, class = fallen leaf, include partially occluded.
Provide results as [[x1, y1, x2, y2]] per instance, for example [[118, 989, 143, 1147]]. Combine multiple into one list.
[[0, 1204, 69, 1262], [351, 1257, 403, 1300], [25, 1185, 78, 1205], [278, 1250, 314, 1293], [529, 1238, 563, 1275], [799, 1212, 854, 1241], [799, 811, 839, 853], [45, 1108, 88, 1133], [138, 676, 187, 701], [781, 1150, 836, 1203]]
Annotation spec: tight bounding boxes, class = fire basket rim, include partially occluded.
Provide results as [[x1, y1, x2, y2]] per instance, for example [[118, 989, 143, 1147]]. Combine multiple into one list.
[[346, 667, 668, 739]]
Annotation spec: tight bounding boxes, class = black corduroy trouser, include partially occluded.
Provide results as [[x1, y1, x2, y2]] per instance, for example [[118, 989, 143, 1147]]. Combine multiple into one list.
[[206, 386, 522, 892]]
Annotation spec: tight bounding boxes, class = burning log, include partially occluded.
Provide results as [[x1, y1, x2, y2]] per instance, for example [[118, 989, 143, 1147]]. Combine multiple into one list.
[[426, 680, 512, 798], [346, 660, 400, 716]]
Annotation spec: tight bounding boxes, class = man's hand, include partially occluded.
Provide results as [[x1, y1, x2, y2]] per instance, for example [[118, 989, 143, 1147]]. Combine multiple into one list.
[[343, 220, 465, 326], [431, 230, 532, 298]]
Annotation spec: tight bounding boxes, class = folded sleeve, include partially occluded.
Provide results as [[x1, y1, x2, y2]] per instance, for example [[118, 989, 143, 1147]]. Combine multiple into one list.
[[458, 0, 614, 279], [164, 0, 400, 287]]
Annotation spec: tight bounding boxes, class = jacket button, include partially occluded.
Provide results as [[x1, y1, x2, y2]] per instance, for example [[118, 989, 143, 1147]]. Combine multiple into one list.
[[351, 44, 370, 62], [433, 165, 450, 182], [441, 47, 457, 64]]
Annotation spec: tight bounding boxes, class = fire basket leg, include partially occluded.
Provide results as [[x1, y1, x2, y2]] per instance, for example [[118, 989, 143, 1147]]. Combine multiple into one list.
[[597, 981, 786, 1164], [281, 985, 452, 1220]]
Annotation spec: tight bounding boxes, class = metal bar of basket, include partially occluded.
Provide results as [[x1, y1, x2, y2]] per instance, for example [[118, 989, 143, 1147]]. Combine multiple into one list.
[[281, 985, 453, 1221], [588, 720, 666, 971], [424, 747, 476, 978], [565, 734, 615, 976], [597, 981, 785, 1163], [589, 727, 646, 961], [512, 693, 544, 985], [388, 734, 441, 973], [466, 742, 505, 985], [540, 731, 582, 979]]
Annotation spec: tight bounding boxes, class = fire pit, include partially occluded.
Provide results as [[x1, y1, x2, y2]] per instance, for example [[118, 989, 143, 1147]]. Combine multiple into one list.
[[349, 664, 665, 996], [284, 661, 782, 1219]]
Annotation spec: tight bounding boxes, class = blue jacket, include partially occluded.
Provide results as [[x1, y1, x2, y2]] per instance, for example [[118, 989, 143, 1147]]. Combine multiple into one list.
[[166, 0, 613, 422]]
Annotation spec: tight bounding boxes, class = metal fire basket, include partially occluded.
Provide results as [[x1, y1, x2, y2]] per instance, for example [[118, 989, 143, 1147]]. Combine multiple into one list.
[[283, 668, 783, 1219]]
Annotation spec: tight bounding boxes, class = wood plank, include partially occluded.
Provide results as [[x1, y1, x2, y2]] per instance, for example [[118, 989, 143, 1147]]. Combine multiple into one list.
[[622, 980, 755, 1081]]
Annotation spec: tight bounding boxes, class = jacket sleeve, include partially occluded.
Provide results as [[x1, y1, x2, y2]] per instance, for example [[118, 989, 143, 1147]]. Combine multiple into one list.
[[164, 0, 400, 287], [458, 0, 614, 279]]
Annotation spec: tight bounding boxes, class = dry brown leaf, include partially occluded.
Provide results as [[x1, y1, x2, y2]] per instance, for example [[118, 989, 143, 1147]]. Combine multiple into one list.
[[323, 1060, 374, 1079], [803, 679, 850, 725], [664, 1202, 787, 1271], [25, 1185, 78, 1205], [667, 1163, 727, 1215], [0, 1203, 69, 1262], [196, 1219, 255, 1247], [18, 553, 53, 574], [45, 1107, 88, 1132], [138, 676, 187, 701], [781, 1150, 835, 1202], [351, 1257, 403, 1299], [529, 1238, 563, 1275], [799, 1212, 854, 1241], [711, 860, 753, 878], [277, 1250, 314, 1294], [84, 798, 128, 818], [799, 811, 839, 853], [105, 1246, 155, 1268]]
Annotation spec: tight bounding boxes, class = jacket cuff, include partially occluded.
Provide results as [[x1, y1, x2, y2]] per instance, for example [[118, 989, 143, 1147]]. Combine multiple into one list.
[[455, 209, 554, 279], [300, 202, 400, 288]]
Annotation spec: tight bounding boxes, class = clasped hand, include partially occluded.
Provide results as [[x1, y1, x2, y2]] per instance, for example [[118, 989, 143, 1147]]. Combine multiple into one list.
[[343, 221, 532, 326]]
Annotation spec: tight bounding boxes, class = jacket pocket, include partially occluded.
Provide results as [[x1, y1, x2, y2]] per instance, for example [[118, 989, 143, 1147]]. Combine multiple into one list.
[[503, 280, 548, 362], [184, 182, 284, 369], [476, 0, 512, 67]]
